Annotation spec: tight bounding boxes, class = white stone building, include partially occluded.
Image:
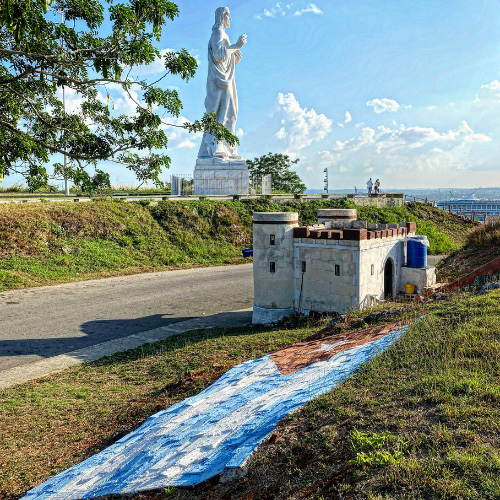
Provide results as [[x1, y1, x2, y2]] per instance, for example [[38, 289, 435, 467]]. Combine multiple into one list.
[[252, 210, 436, 324]]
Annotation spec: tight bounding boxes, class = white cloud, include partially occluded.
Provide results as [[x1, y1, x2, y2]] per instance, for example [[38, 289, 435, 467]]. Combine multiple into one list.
[[475, 79, 500, 104], [366, 98, 401, 114], [270, 92, 332, 153], [255, 2, 287, 19], [293, 3, 323, 16], [243, 92, 332, 162], [319, 120, 492, 179], [339, 166, 348, 172], [344, 111, 352, 123], [161, 116, 202, 150], [255, 2, 322, 20]]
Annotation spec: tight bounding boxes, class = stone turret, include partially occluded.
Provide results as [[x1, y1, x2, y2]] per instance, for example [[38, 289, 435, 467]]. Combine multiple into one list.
[[317, 209, 357, 228], [252, 212, 299, 324]]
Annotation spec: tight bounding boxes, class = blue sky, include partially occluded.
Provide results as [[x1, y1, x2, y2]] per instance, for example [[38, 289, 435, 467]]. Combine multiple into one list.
[[8, 0, 500, 189]]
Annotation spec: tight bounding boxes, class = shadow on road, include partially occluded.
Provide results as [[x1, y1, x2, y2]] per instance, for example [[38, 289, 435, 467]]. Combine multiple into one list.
[[0, 314, 191, 359]]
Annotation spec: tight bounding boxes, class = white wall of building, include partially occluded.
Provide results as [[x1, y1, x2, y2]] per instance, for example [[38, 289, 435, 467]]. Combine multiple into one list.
[[359, 238, 405, 303], [293, 239, 359, 314]]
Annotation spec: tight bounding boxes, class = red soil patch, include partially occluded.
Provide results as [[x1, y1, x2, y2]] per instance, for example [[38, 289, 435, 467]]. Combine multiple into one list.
[[270, 322, 402, 375]]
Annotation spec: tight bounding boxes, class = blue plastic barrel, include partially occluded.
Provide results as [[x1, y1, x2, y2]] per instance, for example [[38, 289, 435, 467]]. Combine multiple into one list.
[[407, 238, 427, 268], [242, 248, 253, 258]]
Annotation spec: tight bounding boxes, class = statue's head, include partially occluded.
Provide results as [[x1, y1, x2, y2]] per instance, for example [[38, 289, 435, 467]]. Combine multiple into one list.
[[213, 7, 230, 30]]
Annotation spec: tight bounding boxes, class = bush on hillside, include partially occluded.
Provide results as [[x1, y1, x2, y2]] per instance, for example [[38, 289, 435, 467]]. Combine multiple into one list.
[[465, 217, 500, 249], [415, 221, 457, 255]]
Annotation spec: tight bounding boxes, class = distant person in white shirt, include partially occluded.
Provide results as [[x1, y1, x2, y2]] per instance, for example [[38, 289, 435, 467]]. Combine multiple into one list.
[[367, 178, 373, 194]]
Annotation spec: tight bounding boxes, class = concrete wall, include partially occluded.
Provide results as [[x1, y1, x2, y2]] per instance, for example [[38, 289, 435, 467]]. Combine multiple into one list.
[[194, 159, 249, 195], [293, 239, 359, 314], [400, 266, 436, 294], [253, 212, 299, 323], [359, 238, 405, 304], [347, 194, 405, 208]]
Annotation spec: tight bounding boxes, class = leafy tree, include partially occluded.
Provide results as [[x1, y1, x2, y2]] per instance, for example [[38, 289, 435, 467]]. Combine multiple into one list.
[[0, 0, 237, 191], [246, 153, 306, 194]]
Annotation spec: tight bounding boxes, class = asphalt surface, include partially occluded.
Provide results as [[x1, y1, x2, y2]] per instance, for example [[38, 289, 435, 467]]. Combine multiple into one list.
[[0, 264, 254, 372]]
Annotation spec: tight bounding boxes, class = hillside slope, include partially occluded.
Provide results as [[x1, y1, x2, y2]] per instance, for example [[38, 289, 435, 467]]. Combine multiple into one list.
[[438, 218, 500, 282], [0, 199, 475, 291], [158, 289, 500, 500]]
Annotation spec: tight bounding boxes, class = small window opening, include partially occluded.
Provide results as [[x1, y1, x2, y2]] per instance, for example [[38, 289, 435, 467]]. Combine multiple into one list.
[[335, 264, 340, 276], [301, 261, 307, 273], [270, 262, 276, 273], [371, 264, 375, 275], [270, 234, 275, 245]]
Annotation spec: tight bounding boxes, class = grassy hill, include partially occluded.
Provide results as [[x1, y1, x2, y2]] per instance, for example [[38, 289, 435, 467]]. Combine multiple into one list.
[[1, 288, 499, 499], [438, 218, 500, 282], [161, 290, 500, 500], [0, 198, 476, 291]]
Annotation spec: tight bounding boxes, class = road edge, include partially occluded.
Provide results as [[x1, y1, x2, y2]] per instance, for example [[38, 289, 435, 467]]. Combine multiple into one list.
[[0, 309, 253, 390]]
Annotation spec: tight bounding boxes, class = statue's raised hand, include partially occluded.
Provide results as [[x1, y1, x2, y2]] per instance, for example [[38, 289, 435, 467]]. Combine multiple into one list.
[[236, 33, 247, 48]]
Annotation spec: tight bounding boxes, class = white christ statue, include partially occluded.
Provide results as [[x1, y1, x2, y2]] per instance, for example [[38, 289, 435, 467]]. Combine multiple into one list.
[[198, 7, 247, 160]]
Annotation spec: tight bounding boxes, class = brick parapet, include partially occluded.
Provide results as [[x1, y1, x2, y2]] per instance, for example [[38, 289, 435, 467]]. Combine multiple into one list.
[[292, 222, 411, 242]]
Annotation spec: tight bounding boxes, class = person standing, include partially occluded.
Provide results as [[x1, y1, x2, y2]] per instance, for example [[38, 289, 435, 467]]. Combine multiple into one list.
[[374, 179, 380, 194], [367, 177, 373, 195]]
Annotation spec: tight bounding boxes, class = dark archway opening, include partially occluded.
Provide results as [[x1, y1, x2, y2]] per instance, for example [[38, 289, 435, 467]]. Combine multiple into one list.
[[384, 258, 394, 299]]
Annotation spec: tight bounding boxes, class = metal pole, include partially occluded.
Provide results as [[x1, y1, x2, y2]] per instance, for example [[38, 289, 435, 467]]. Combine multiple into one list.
[[323, 167, 328, 194]]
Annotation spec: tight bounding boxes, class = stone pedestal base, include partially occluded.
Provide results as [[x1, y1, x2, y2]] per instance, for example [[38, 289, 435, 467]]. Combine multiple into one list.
[[400, 266, 437, 294], [194, 158, 249, 195]]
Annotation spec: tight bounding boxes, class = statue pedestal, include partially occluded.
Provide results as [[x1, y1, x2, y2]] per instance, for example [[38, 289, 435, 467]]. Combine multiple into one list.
[[194, 158, 249, 195]]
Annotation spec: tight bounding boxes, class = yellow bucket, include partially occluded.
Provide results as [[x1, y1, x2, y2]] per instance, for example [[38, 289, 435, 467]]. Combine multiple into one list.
[[405, 283, 416, 294]]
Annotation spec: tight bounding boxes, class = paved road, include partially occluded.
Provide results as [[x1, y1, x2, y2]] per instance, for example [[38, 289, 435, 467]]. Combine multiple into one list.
[[0, 264, 253, 371]]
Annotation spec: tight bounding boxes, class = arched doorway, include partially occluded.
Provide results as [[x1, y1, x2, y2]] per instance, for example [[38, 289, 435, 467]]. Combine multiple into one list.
[[384, 258, 394, 299]]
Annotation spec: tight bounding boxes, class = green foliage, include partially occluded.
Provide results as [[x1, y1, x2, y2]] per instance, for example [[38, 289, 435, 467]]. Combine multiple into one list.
[[415, 221, 458, 254], [0, 199, 474, 291], [0, 0, 237, 192], [246, 153, 306, 194], [349, 429, 406, 468]]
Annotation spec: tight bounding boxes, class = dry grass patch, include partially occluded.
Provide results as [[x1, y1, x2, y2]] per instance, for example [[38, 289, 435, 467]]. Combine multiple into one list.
[[0, 323, 314, 500]]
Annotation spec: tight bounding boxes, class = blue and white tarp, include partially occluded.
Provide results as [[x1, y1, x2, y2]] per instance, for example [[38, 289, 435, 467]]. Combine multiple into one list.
[[23, 323, 409, 500]]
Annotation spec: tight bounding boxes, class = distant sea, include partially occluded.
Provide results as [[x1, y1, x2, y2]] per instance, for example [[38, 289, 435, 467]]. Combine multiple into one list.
[[307, 187, 500, 202]]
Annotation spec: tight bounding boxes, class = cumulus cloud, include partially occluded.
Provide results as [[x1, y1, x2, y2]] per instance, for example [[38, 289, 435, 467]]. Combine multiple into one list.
[[255, 2, 289, 19], [270, 93, 332, 152], [319, 120, 492, 178], [344, 111, 352, 123], [293, 3, 323, 16], [255, 2, 322, 20], [366, 98, 401, 114], [161, 116, 202, 150], [475, 79, 500, 105], [243, 92, 332, 159]]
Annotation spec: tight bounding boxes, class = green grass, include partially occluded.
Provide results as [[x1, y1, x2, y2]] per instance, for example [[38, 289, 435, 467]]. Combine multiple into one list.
[[0, 323, 315, 499], [150, 290, 500, 500], [0, 198, 474, 292], [2, 291, 499, 499]]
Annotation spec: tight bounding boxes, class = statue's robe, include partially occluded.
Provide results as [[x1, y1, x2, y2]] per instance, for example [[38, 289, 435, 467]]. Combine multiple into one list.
[[198, 28, 241, 159]]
